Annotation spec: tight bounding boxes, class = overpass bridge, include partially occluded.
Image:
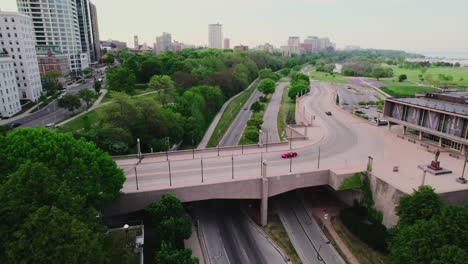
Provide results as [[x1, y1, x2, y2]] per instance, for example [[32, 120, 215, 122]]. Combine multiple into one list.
[[104, 80, 468, 227]]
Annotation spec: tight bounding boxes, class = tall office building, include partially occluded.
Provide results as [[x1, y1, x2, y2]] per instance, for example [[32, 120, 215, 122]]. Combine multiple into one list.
[[76, 0, 92, 63], [155, 32, 172, 52], [208, 23, 223, 49], [288, 36, 301, 55], [223, 38, 230, 49], [0, 11, 43, 101], [0, 52, 22, 117], [134, 35, 139, 50], [16, 0, 91, 73], [89, 1, 101, 62]]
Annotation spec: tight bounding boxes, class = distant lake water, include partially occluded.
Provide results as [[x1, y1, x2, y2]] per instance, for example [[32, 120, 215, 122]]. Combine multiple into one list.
[[417, 51, 468, 59]]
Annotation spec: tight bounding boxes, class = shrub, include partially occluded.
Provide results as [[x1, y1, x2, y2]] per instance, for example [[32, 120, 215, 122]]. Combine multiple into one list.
[[247, 117, 263, 129]]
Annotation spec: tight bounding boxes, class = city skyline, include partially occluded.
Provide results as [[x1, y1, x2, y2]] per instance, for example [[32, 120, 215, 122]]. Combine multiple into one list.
[[2, 0, 468, 54]]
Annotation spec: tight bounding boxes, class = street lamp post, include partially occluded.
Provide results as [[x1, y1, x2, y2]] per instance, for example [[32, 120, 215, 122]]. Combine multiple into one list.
[[123, 224, 129, 245], [231, 155, 234, 179], [266, 129, 269, 152], [137, 138, 141, 160], [134, 167, 139, 190], [166, 137, 170, 161], [168, 160, 172, 186], [201, 158, 204, 183], [318, 146, 321, 169], [289, 127, 293, 150]]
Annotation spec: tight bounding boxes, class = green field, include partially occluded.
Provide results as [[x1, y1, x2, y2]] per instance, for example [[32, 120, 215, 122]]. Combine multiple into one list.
[[60, 109, 101, 132], [207, 81, 258, 147], [380, 81, 438, 97], [308, 67, 349, 84], [384, 65, 468, 88]]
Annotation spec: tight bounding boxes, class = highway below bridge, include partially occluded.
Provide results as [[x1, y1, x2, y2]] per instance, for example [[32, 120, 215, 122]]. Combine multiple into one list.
[[105, 80, 391, 264]]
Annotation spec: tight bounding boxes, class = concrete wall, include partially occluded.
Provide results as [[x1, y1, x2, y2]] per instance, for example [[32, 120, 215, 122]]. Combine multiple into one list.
[[367, 172, 405, 227], [103, 169, 344, 217]]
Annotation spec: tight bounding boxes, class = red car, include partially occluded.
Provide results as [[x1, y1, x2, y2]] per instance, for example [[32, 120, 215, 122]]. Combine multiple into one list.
[[281, 152, 298, 158]]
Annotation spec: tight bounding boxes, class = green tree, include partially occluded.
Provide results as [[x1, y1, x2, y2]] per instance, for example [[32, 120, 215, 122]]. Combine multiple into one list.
[[279, 68, 291, 76], [146, 194, 192, 247], [247, 116, 264, 129], [106, 66, 136, 94], [250, 101, 264, 112], [149, 75, 176, 91], [57, 93, 82, 113], [396, 185, 443, 226], [288, 83, 309, 100], [0, 128, 125, 207], [257, 78, 276, 95], [94, 80, 102, 93], [42, 70, 62, 95], [244, 128, 259, 142], [258, 68, 274, 79], [398, 74, 407, 82], [371, 66, 387, 80], [4, 206, 105, 264], [292, 73, 310, 86], [155, 241, 199, 264], [78, 89, 96, 110], [102, 53, 115, 64]]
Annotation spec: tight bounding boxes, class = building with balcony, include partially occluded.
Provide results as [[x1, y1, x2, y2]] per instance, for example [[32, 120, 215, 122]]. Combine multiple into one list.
[[16, 0, 92, 72], [0, 11, 42, 101], [0, 52, 22, 118], [384, 91, 468, 153]]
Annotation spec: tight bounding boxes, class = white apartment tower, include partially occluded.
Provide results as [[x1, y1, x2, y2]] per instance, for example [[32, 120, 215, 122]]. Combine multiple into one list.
[[208, 23, 223, 49], [134, 35, 139, 50], [288, 36, 301, 55], [0, 52, 22, 117], [16, 0, 90, 73], [156, 32, 172, 52], [0, 11, 42, 101]]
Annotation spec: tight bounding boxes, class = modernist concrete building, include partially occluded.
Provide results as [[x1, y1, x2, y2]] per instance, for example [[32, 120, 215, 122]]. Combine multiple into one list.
[[208, 23, 223, 49], [384, 91, 468, 153], [0, 52, 22, 118], [0, 11, 42, 101], [16, 0, 91, 72], [223, 38, 230, 49]]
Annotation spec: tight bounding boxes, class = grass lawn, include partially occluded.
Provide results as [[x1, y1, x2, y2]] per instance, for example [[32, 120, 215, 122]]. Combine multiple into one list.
[[384, 65, 468, 88], [380, 81, 438, 97], [308, 67, 349, 84], [59, 109, 101, 132], [207, 81, 258, 147], [263, 213, 302, 264], [278, 85, 296, 141], [333, 220, 388, 264]]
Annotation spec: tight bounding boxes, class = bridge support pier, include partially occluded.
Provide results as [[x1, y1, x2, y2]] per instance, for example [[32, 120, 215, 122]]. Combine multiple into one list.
[[261, 177, 269, 226]]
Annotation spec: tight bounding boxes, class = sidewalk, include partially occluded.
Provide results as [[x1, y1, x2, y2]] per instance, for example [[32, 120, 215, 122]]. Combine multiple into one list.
[[304, 198, 360, 264], [57, 89, 107, 127], [184, 222, 205, 264]]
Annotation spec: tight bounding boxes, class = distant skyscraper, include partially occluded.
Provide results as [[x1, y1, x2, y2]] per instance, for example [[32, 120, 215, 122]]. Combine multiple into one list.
[[0, 52, 22, 117], [89, 2, 101, 62], [0, 11, 43, 101], [208, 23, 223, 49], [156, 32, 172, 52], [224, 38, 230, 49], [288, 36, 301, 55], [134, 35, 139, 50], [16, 0, 92, 72]]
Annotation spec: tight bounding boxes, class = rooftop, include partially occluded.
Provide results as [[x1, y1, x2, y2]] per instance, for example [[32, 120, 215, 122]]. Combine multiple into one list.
[[389, 91, 468, 116]]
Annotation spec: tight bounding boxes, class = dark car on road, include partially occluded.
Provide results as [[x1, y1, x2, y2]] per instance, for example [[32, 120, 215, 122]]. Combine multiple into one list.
[[325, 111, 332, 116], [281, 152, 298, 158], [9, 123, 21, 128]]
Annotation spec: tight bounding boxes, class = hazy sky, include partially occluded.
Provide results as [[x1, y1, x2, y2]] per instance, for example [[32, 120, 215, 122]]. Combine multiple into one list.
[[2, 0, 468, 53]]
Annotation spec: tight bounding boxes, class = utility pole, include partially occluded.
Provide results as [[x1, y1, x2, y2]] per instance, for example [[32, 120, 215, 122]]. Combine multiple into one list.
[[289, 127, 293, 150], [231, 155, 234, 179], [166, 137, 170, 161], [266, 130, 269, 152], [289, 156, 292, 172], [201, 158, 204, 183], [318, 146, 321, 169], [137, 138, 141, 160], [168, 160, 172, 186], [134, 167, 139, 190], [260, 152, 263, 176]]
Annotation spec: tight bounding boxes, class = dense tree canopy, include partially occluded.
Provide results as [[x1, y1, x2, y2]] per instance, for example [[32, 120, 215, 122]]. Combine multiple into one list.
[[58, 93, 82, 113], [257, 78, 276, 95], [389, 186, 468, 264]]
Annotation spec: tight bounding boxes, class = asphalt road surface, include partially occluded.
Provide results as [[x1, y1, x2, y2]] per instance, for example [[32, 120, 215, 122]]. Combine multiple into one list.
[[261, 82, 288, 144], [198, 201, 287, 264], [275, 193, 344, 264], [336, 83, 381, 113], [219, 89, 262, 146]]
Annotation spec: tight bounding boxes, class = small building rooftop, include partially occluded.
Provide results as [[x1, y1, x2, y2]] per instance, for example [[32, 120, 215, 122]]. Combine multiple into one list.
[[389, 91, 468, 116]]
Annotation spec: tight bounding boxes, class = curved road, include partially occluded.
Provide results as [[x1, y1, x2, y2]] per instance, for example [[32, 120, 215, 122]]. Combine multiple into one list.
[[261, 82, 288, 144]]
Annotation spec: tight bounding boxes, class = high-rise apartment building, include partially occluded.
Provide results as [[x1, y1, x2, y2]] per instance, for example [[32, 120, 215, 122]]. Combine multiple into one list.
[[16, 0, 92, 73], [134, 35, 139, 50], [288, 36, 301, 55], [89, 1, 101, 62], [0, 52, 22, 117], [0, 11, 42, 101], [156, 32, 172, 52], [208, 23, 223, 49], [224, 38, 230, 49]]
